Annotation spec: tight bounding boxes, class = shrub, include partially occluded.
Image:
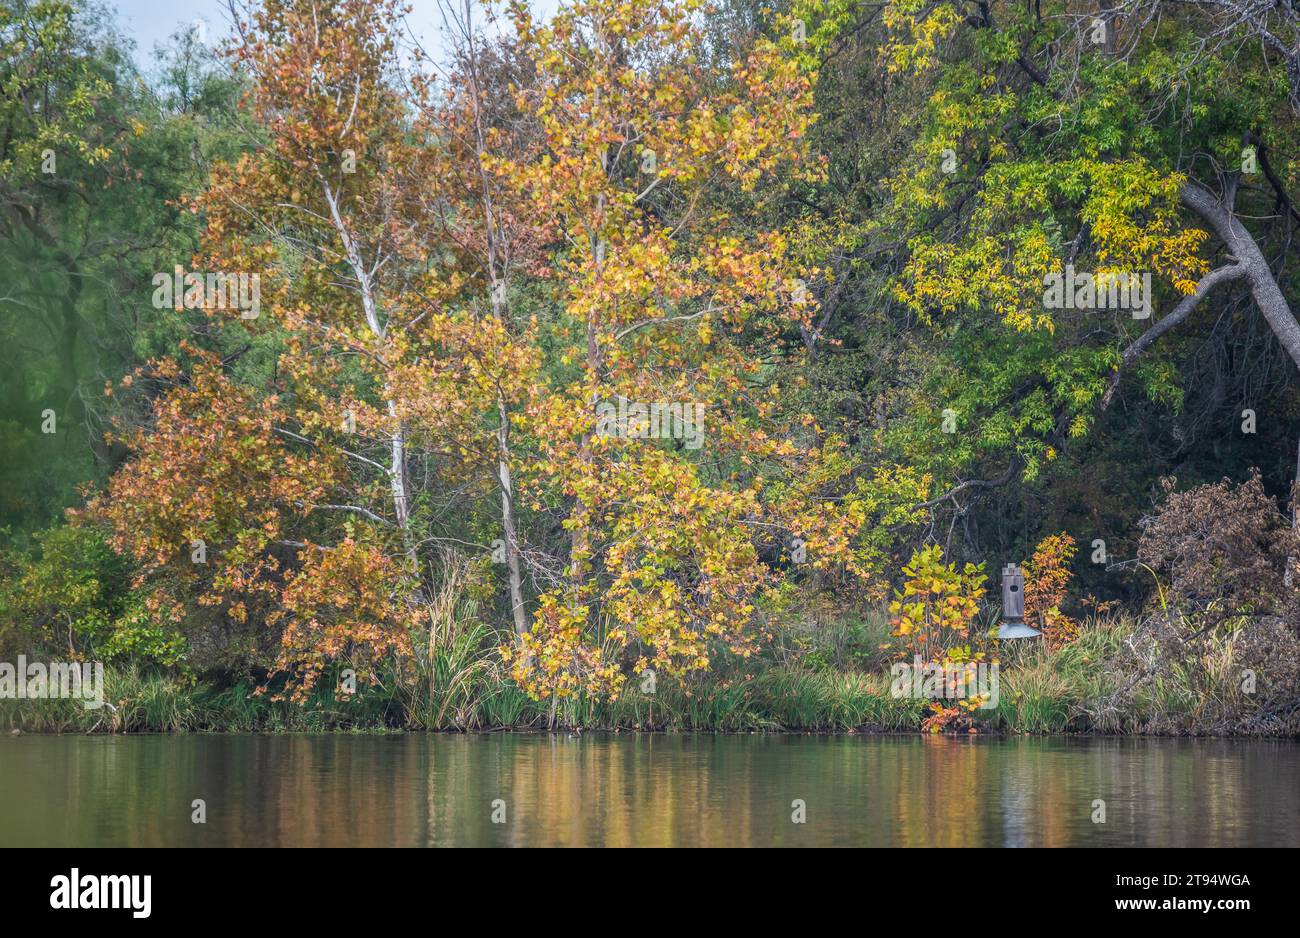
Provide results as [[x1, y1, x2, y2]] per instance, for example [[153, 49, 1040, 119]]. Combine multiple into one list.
[[888, 544, 987, 658], [1226, 618, 1300, 735], [1023, 532, 1079, 649], [0, 522, 178, 662], [1138, 471, 1300, 624]]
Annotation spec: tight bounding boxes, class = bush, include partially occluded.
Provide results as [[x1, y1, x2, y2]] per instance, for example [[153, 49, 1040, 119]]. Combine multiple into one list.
[[1138, 471, 1300, 624], [1068, 610, 1300, 736], [1, 523, 124, 656], [1023, 532, 1079, 649], [0, 522, 186, 667]]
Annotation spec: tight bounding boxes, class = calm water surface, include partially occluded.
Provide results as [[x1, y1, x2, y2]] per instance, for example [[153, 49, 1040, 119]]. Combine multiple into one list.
[[1, 734, 1297, 847]]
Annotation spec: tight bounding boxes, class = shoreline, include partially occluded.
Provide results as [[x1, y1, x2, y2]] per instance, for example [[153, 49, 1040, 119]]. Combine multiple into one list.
[[7, 728, 1300, 738], [5, 612, 1299, 738], [6, 714, 1299, 740]]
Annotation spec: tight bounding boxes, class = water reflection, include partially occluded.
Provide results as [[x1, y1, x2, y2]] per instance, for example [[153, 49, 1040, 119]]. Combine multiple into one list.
[[0, 734, 1296, 847]]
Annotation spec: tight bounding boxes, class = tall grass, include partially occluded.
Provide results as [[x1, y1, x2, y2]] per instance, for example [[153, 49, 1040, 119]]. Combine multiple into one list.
[[0, 663, 920, 733], [5, 611, 1293, 735]]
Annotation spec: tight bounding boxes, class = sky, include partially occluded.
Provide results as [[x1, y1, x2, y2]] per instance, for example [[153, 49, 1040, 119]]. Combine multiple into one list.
[[107, 0, 559, 69]]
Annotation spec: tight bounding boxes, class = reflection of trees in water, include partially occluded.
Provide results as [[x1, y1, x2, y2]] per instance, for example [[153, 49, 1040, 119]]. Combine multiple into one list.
[[6, 736, 1297, 846]]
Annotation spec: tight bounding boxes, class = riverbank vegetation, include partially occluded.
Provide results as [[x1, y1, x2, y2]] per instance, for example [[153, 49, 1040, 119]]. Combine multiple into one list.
[[5, 607, 1298, 735], [3, 0, 1300, 736]]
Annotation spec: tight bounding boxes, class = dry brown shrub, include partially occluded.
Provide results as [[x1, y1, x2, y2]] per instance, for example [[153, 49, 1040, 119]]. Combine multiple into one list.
[[1137, 470, 1300, 624]]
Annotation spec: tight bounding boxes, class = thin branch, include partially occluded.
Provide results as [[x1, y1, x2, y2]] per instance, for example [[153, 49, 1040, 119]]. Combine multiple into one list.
[[1100, 263, 1246, 410], [917, 458, 1022, 509]]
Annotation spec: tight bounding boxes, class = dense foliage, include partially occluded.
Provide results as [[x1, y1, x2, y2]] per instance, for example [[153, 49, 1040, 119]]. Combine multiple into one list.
[[3, 0, 1299, 733]]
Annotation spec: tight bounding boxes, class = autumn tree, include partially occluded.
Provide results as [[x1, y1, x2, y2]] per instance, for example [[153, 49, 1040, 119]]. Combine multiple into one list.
[[410, 0, 552, 637], [91, 0, 515, 694], [487, 0, 929, 708]]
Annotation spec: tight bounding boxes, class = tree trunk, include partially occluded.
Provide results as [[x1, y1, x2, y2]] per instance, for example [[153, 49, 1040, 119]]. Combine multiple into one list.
[[1180, 181, 1300, 589], [460, 6, 529, 637], [498, 443, 528, 636], [385, 398, 411, 532]]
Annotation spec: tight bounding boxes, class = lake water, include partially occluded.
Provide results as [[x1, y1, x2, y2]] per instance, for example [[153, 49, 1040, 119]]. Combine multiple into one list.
[[1, 734, 1297, 847]]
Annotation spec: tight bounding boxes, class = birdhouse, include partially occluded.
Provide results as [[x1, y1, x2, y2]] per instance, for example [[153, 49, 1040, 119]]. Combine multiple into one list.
[[996, 563, 1040, 639], [1002, 564, 1025, 619]]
